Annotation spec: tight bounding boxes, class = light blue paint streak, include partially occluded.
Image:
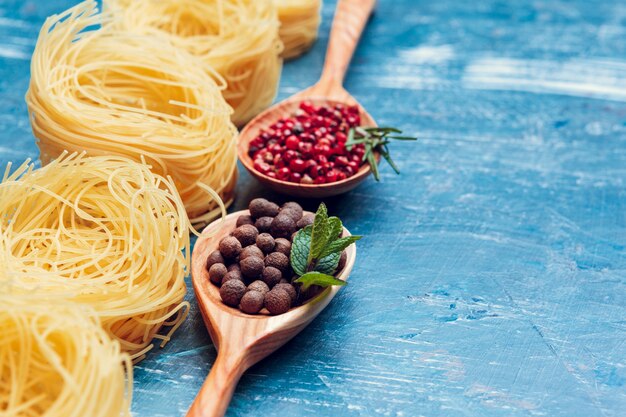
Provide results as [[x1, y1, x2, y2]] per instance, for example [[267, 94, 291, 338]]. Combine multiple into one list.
[[0, 0, 624, 416]]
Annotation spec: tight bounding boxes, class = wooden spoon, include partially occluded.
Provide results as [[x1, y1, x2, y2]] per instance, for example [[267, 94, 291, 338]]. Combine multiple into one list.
[[238, 0, 378, 198], [186, 210, 357, 417]]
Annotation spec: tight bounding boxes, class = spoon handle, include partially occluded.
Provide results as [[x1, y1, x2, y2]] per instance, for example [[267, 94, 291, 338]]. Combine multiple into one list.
[[319, 0, 377, 88], [186, 345, 246, 417]]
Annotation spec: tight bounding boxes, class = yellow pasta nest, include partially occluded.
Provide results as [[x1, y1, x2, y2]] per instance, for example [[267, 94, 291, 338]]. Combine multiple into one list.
[[0, 153, 200, 359], [0, 294, 132, 417], [26, 1, 238, 223], [277, 0, 322, 59], [106, 0, 283, 126]]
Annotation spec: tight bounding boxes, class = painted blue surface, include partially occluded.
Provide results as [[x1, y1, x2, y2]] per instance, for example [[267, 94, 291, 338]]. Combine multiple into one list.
[[1, 0, 625, 416]]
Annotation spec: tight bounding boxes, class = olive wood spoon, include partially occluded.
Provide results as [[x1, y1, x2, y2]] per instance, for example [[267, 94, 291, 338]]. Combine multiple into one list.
[[186, 210, 356, 417], [238, 0, 378, 198]]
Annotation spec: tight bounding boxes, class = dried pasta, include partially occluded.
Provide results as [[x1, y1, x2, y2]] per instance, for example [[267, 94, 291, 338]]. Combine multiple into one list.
[[0, 293, 132, 417], [277, 0, 322, 59], [0, 153, 212, 359], [26, 1, 238, 223], [106, 0, 283, 126]]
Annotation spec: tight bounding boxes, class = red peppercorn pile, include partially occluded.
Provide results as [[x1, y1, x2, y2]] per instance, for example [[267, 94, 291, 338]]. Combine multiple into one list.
[[248, 102, 367, 184], [207, 199, 311, 315]]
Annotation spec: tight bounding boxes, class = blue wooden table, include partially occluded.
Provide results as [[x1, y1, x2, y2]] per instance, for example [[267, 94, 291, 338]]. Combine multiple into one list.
[[1, 0, 625, 416]]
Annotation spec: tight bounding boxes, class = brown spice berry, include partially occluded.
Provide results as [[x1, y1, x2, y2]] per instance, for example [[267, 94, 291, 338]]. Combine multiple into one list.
[[240, 245, 264, 261], [281, 202, 303, 220], [219, 279, 246, 307], [227, 263, 241, 272], [301, 284, 325, 301], [254, 216, 273, 233], [240, 256, 264, 279], [270, 214, 296, 239], [249, 198, 280, 218], [265, 252, 289, 273], [264, 289, 291, 315], [240, 290, 264, 314], [261, 266, 282, 288], [273, 238, 291, 256], [247, 280, 270, 295], [296, 213, 315, 229], [236, 214, 254, 227], [206, 250, 225, 270], [232, 224, 259, 247], [256, 233, 275, 253], [208, 263, 227, 285], [336, 251, 347, 273], [280, 208, 302, 223], [274, 283, 297, 303], [219, 236, 241, 259], [222, 270, 243, 285]]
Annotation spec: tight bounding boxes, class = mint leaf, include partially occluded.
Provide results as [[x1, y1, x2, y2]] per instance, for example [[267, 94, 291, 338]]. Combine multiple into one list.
[[318, 235, 362, 259], [327, 216, 343, 239], [315, 252, 341, 275], [308, 203, 329, 263], [294, 272, 347, 291], [290, 225, 312, 276]]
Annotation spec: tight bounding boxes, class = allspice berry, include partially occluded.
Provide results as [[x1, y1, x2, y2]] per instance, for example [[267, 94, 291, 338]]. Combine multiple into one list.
[[264, 289, 291, 315], [282, 202, 303, 220], [249, 198, 279, 218], [219, 236, 241, 259], [236, 214, 254, 227], [274, 238, 291, 256], [270, 214, 296, 239], [296, 213, 315, 229], [240, 245, 264, 261], [336, 251, 347, 273], [254, 216, 273, 233], [281, 209, 300, 223], [232, 224, 259, 247], [256, 233, 275, 253], [274, 283, 297, 303], [206, 250, 225, 270], [208, 263, 227, 285], [222, 270, 243, 285], [261, 266, 282, 288], [227, 263, 241, 273], [240, 291, 264, 314], [240, 256, 264, 279], [247, 280, 270, 296], [219, 279, 246, 307], [265, 252, 289, 273]]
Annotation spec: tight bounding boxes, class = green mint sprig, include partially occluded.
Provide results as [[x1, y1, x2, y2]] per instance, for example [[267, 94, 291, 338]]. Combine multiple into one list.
[[291, 203, 361, 291], [346, 127, 417, 181]]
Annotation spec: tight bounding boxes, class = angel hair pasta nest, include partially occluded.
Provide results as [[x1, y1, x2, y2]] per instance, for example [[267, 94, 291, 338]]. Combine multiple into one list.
[[277, 0, 322, 59], [0, 153, 198, 359], [105, 0, 283, 126], [26, 1, 238, 223], [0, 294, 132, 417]]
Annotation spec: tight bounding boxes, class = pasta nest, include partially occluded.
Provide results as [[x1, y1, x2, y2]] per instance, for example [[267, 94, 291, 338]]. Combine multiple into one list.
[[106, 0, 284, 126], [0, 153, 194, 359], [26, 1, 238, 223], [0, 293, 132, 417], [277, 0, 322, 59]]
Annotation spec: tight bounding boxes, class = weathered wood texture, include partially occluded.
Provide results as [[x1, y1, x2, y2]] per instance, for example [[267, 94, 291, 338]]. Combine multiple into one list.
[[0, 0, 624, 416]]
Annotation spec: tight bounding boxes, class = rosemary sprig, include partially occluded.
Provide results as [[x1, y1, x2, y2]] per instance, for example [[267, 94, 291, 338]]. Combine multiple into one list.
[[345, 127, 417, 181]]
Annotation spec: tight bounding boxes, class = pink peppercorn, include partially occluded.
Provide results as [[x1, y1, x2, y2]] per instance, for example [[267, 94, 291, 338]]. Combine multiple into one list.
[[248, 102, 366, 185]]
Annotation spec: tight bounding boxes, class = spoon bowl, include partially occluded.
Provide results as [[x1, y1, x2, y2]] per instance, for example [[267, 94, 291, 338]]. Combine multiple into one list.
[[238, 0, 377, 198], [238, 97, 377, 198], [186, 210, 356, 417]]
